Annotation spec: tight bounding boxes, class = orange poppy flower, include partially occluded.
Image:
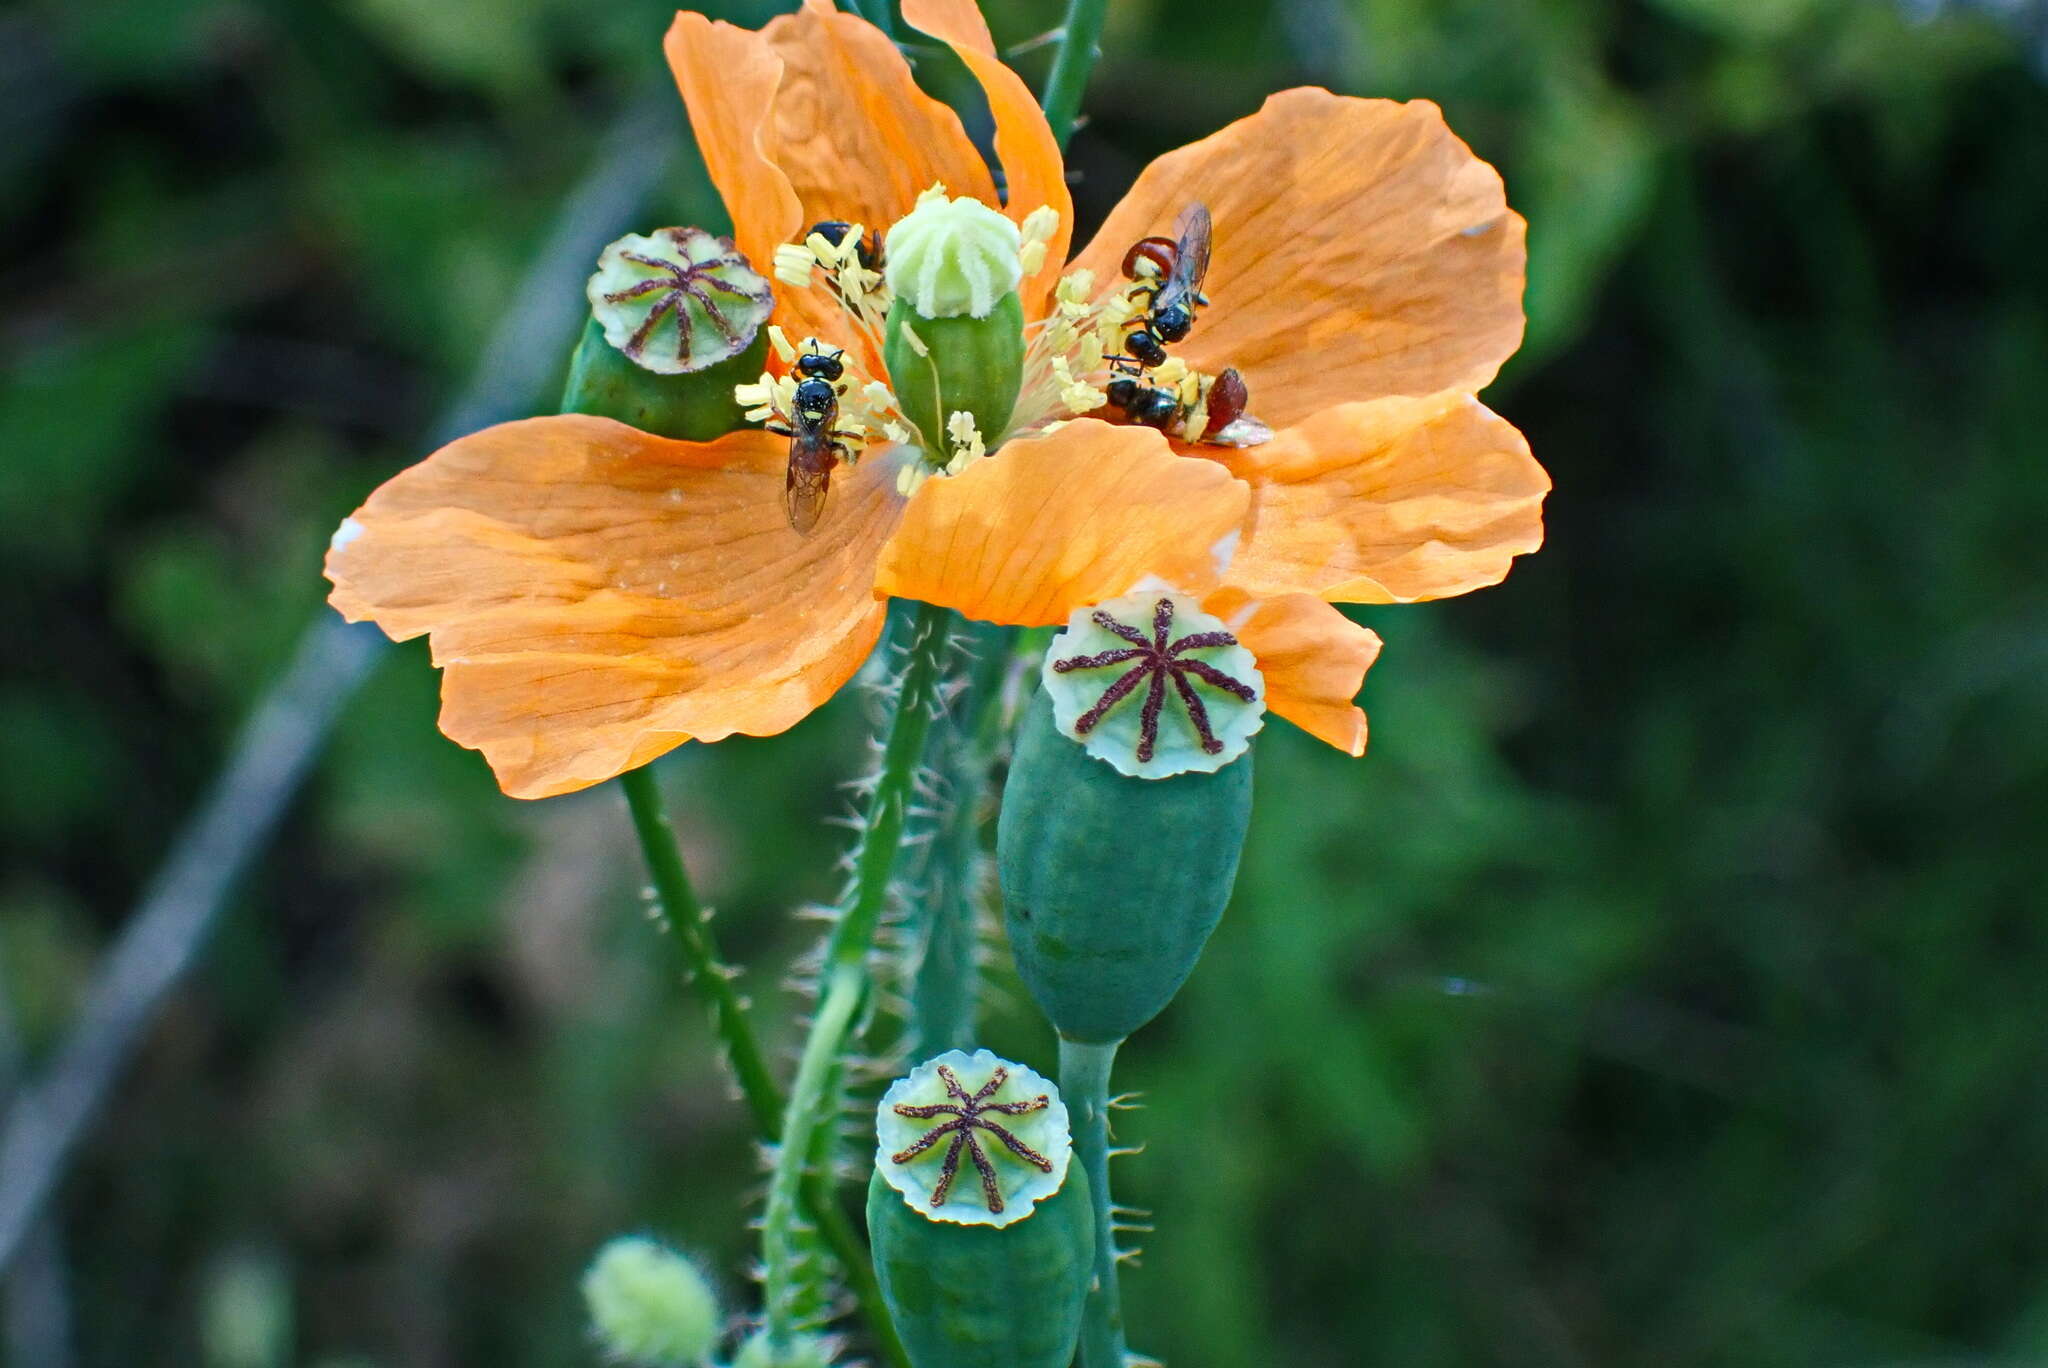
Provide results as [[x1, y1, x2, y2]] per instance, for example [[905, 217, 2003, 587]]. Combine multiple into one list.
[[324, 0, 1548, 799]]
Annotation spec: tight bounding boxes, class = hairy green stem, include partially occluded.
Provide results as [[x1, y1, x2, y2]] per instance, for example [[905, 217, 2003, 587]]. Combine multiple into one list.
[[621, 765, 908, 1368], [619, 765, 781, 1133], [1060, 1036, 1129, 1368], [1041, 0, 1109, 148], [761, 602, 955, 1347], [909, 622, 1014, 1053], [763, 964, 865, 1346], [827, 602, 956, 981]]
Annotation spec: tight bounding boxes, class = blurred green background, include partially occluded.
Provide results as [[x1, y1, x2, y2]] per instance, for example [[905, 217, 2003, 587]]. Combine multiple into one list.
[[4, 0, 2047, 1364]]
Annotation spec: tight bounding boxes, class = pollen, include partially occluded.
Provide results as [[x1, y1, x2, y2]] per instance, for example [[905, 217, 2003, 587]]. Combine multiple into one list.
[[1017, 204, 1060, 276], [772, 243, 816, 291], [1054, 270, 1096, 314], [1050, 357, 1107, 415], [944, 410, 986, 472]]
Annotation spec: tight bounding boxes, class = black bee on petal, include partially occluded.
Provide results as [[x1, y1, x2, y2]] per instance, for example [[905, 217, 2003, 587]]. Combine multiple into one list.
[[766, 346, 861, 534]]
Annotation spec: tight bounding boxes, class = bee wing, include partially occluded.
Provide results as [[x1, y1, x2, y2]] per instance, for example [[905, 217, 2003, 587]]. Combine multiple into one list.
[[1165, 201, 1212, 299], [784, 439, 834, 535]]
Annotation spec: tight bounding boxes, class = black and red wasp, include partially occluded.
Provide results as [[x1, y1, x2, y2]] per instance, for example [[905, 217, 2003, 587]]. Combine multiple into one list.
[[1111, 202, 1212, 371], [1103, 366, 1260, 444], [766, 345, 857, 535]]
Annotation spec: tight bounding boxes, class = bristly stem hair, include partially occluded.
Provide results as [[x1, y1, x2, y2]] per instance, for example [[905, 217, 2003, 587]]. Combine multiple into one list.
[[621, 763, 909, 1368], [761, 601, 956, 1350], [908, 620, 1015, 1054], [1041, 0, 1109, 148], [620, 764, 781, 1132]]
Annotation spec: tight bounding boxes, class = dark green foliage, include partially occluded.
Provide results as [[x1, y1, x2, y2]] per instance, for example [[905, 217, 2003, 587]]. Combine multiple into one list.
[[4, 0, 2047, 1366], [866, 1167, 1091, 1368], [998, 690, 1251, 1044]]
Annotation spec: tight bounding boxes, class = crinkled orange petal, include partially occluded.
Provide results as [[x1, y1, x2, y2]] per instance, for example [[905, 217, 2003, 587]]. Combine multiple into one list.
[[1208, 392, 1547, 604], [763, 0, 995, 236], [1074, 88, 1526, 428], [1204, 588, 1382, 756], [663, 13, 801, 282], [874, 419, 1250, 626], [900, 0, 1071, 319], [325, 415, 908, 799]]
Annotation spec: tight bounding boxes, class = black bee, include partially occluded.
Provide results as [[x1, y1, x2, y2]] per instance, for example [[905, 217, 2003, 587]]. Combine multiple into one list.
[[1104, 375, 1181, 430], [766, 347, 855, 534], [1103, 366, 1254, 444], [806, 219, 884, 272], [1111, 202, 1212, 371]]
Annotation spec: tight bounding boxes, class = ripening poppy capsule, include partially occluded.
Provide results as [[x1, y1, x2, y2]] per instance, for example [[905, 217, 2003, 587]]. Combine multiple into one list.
[[866, 1051, 1093, 1368], [998, 589, 1264, 1044], [561, 227, 772, 440]]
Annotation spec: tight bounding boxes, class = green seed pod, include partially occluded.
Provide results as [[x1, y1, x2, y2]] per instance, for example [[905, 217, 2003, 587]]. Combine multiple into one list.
[[998, 591, 1262, 1043], [560, 316, 766, 441], [581, 1236, 720, 1368], [561, 226, 772, 440], [883, 293, 1024, 453], [866, 1051, 1093, 1368]]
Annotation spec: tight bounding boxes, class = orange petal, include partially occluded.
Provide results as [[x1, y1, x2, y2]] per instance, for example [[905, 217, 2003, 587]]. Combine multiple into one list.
[[664, 13, 801, 280], [325, 415, 908, 799], [1204, 588, 1382, 756], [1074, 89, 1526, 427], [763, 0, 995, 238], [1211, 393, 1547, 604], [901, 0, 1072, 318], [874, 419, 1249, 626]]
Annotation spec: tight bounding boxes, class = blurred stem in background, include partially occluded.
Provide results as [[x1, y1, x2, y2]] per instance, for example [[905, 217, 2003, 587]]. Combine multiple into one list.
[[0, 89, 681, 1281], [846, 0, 895, 38], [618, 766, 782, 1131], [1042, 0, 1109, 147]]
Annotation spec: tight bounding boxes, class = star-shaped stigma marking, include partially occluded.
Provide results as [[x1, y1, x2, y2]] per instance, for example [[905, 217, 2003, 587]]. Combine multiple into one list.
[[889, 1064, 1054, 1214], [598, 229, 769, 366], [1051, 596, 1259, 763]]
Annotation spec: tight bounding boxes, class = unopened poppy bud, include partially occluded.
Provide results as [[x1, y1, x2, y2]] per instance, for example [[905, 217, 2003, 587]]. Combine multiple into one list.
[[581, 1236, 720, 1368], [999, 590, 1260, 1043], [882, 190, 1027, 454], [867, 1051, 1093, 1368], [730, 1330, 838, 1368], [884, 189, 1021, 321]]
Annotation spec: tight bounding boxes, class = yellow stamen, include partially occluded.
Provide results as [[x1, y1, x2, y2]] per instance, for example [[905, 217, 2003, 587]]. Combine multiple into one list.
[[1050, 357, 1107, 415], [945, 410, 986, 472], [772, 244, 815, 291]]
